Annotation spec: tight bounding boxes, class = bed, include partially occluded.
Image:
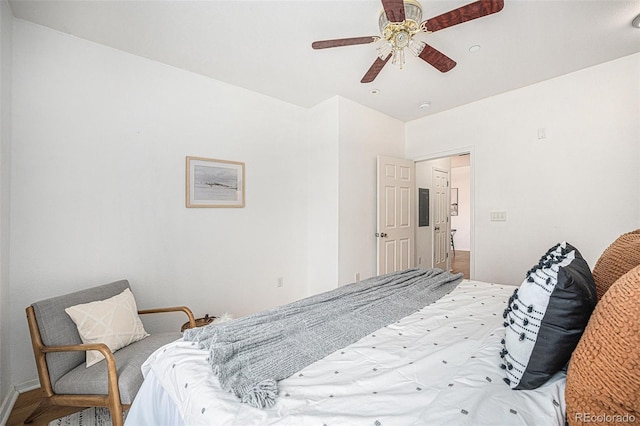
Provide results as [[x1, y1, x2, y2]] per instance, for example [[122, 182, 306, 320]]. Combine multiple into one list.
[[125, 234, 640, 426]]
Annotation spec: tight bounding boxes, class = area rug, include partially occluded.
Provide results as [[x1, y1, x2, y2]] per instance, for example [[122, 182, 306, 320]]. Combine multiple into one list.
[[48, 407, 127, 426]]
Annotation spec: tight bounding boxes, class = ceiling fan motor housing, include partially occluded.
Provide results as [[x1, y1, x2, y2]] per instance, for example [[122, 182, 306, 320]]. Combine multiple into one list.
[[378, 0, 425, 64], [378, 0, 423, 31]]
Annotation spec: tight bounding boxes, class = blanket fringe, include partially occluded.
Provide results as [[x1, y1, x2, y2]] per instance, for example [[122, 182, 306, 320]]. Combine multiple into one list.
[[238, 379, 279, 409]]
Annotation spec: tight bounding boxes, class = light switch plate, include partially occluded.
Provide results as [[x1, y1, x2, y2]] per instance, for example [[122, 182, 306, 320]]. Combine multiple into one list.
[[490, 211, 507, 222]]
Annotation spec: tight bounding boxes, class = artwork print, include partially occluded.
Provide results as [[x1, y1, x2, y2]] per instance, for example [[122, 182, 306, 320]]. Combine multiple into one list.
[[186, 157, 245, 208]]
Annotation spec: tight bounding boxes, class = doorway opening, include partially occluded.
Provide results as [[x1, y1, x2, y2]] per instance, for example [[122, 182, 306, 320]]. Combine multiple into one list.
[[449, 154, 470, 279], [415, 152, 472, 279]]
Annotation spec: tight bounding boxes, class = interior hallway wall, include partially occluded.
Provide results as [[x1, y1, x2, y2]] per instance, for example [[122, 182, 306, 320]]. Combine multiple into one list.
[[450, 164, 470, 251]]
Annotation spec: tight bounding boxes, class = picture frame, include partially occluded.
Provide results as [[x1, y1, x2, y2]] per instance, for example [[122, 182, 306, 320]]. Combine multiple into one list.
[[451, 187, 458, 216], [186, 156, 245, 208]]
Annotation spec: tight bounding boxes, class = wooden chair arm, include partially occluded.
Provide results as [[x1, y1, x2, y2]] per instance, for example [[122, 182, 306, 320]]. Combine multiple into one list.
[[40, 342, 121, 408], [41, 342, 114, 358], [138, 306, 196, 329], [41, 343, 118, 380]]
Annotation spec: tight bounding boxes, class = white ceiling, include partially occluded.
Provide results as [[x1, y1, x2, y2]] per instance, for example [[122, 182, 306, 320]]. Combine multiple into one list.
[[8, 0, 640, 122]]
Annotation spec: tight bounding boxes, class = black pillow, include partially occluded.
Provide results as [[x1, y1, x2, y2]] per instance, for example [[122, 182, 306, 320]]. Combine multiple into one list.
[[499, 242, 597, 390]]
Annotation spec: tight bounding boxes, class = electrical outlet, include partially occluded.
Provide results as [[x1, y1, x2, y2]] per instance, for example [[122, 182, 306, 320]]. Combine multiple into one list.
[[277, 277, 284, 288], [537, 127, 547, 140], [537, 127, 551, 140], [355, 272, 360, 282]]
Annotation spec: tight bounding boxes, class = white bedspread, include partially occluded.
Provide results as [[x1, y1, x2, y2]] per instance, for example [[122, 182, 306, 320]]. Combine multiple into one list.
[[127, 280, 566, 426]]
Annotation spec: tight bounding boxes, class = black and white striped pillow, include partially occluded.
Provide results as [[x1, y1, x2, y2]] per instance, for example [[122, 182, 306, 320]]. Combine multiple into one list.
[[500, 242, 597, 390]]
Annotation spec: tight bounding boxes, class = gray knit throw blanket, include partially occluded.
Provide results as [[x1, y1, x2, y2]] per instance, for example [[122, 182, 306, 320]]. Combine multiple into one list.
[[183, 268, 463, 409]]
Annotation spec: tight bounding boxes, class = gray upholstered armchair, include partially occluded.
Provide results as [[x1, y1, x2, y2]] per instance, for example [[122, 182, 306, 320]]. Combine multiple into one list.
[[25, 280, 195, 426]]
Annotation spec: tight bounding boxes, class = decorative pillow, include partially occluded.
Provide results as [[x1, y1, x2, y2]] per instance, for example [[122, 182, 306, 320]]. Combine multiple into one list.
[[500, 242, 597, 390], [591, 229, 640, 300], [65, 288, 149, 367], [565, 265, 640, 425]]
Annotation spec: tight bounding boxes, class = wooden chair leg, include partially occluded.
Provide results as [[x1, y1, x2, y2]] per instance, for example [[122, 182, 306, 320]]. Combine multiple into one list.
[[108, 402, 124, 426], [24, 397, 53, 424]]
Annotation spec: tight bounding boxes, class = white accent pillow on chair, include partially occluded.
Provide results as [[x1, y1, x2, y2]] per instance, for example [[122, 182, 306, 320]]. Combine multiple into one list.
[[65, 288, 149, 367]]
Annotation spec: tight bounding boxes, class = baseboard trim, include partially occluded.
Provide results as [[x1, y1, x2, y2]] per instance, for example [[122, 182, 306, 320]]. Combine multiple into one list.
[[0, 385, 19, 426], [0, 378, 40, 425], [16, 378, 40, 393]]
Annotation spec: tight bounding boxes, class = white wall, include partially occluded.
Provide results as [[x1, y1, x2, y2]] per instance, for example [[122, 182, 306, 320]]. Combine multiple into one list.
[[407, 53, 640, 285], [337, 97, 404, 284], [0, 0, 12, 412], [10, 20, 311, 385], [307, 97, 339, 295], [451, 165, 470, 251]]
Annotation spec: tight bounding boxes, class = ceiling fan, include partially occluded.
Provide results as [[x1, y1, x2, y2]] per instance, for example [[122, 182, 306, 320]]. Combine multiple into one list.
[[312, 0, 504, 83]]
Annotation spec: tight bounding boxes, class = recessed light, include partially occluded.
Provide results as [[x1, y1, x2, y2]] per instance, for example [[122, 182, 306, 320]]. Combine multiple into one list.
[[469, 45, 481, 53], [419, 101, 431, 109], [370, 89, 381, 95], [633, 13, 640, 28]]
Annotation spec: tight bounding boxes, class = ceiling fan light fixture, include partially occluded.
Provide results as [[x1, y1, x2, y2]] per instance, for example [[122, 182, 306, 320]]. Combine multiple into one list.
[[376, 40, 393, 59], [378, 0, 424, 69], [394, 30, 410, 48], [392, 48, 406, 68], [408, 39, 426, 56]]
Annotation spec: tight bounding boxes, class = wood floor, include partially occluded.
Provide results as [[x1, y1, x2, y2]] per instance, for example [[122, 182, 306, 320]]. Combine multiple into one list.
[[451, 250, 470, 279], [6, 388, 85, 426]]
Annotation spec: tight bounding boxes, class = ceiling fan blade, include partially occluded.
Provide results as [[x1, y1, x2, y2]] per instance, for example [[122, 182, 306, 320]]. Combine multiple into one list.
[[381, 0, 405, 23], [421, 0, 504, 32], [418, 44, 457, 73], [361, 54, 392, 83], [312, 36, 378, 49]]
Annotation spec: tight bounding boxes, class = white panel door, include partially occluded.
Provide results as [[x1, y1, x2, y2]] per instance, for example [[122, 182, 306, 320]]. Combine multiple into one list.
[[432, 168, 449, 271], [377, 156, 415, 275]]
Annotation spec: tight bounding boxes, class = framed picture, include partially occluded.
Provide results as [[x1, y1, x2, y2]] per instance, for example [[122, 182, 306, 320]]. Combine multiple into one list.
[[186, 156, 245, 208], [451, 187, 458, 216]]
